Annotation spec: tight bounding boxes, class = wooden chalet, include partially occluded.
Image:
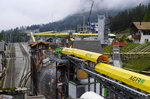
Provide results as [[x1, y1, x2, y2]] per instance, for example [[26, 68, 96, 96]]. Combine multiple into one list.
[[131, 22, 150, 43]]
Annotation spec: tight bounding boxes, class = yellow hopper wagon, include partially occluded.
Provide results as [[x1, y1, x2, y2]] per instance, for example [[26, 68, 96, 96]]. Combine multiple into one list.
[[59, 47, 150, 94]]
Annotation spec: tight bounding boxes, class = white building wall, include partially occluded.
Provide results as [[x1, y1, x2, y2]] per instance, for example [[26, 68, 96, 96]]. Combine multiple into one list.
[[140, 31, 150, 43], [134, 40, 140, 44]]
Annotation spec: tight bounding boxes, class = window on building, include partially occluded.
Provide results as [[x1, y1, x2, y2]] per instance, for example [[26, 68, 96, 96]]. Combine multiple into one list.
[[145, 39, 149, 43], [143, 30, 150, 35]]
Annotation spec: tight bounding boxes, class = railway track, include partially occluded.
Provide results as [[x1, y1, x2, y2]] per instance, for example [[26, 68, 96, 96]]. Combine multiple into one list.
[[4, 43, 16, 88], [18, 43, 30, 87]]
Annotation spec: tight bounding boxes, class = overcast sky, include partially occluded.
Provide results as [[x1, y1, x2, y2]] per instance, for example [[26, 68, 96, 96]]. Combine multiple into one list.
[[0, 0, 149, 31]]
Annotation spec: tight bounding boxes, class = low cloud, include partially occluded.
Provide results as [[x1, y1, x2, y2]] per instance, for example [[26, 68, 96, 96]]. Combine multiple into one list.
[[0, 0, 149, 31], [81, 0, 150, 11]]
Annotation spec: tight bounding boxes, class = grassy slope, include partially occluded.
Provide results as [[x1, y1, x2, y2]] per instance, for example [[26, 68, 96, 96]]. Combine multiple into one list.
[[120, 43, 140, 52], [103, 44, 113, 53], [123, 55, 150, 71], [103, 43, 140, 53], [103, 43, 150, 71]]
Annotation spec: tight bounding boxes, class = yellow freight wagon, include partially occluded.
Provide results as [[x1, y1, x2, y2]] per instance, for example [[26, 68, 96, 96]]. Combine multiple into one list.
[[95, 63, 150, 93], [62, 48, 109, 63], [61, 48, 150, 93]]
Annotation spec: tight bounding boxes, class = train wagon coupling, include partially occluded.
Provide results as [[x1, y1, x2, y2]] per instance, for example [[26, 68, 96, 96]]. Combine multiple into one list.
[[56, 47, 150, 99]]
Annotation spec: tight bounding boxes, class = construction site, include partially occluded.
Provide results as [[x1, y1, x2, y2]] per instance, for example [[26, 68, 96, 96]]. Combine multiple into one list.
[[0, 14, 150, 99]]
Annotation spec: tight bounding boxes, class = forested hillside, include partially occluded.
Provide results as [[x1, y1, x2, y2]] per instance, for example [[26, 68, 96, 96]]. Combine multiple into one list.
[[110, 4, 150, 32], [25, 3, 150, 32], [25, 10, 118, 32], [0, 3, 150, 42]]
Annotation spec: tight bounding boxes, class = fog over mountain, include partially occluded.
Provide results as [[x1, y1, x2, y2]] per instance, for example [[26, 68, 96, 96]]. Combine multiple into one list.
[[80, 0, 150, 11], [0, 0, 149, 31]]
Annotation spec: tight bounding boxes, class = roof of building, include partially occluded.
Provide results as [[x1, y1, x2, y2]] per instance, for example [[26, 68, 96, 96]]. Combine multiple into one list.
[[28, 41, 50, 47], [73, 40, 103, 53], [108, 34, 116, 37], [132, 22, 150, 30]]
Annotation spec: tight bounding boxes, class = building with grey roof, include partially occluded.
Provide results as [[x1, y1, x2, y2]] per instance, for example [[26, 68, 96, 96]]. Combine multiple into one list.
[[73, 40, 103, 53]]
